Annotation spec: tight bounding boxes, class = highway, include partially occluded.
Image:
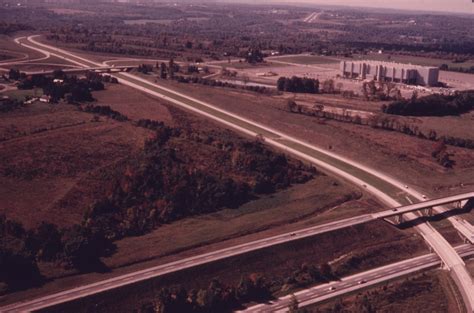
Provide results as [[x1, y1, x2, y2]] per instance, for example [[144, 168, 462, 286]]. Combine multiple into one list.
[[7, 35, 474, 312], [243, 244, 474, 312], [303, 12, 322, 23], [0, 214, 376, 312], [2, 194, 471, 311]]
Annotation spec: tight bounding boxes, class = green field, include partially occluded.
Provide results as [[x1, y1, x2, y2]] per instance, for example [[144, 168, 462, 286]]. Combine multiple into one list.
[[274, 55, 340, 65], [4, 88, 43, 101], [351, 53, 474, 70]]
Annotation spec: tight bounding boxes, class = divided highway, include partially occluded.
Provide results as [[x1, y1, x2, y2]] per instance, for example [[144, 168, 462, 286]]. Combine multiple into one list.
[[0, 214, 375, 312], [244, 244, 474, 312], [8, 35, 474, 312]]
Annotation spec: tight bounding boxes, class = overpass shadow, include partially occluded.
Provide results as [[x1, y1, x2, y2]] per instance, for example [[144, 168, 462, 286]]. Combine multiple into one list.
[[397, 199, 474, 229]]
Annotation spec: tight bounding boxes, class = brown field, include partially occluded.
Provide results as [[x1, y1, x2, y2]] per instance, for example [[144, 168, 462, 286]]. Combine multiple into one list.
[[310, 270, 462, 313], [0, 100, 152, 228], [92, 84, 174, 124]]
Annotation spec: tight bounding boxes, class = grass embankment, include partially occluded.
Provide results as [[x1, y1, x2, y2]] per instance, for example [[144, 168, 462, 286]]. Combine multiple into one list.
[[311, 270, 463, 313]]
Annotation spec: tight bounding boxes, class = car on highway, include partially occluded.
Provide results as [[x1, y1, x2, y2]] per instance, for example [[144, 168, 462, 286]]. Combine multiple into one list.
[[290, 233, 296, 237], [358, 280, 366, 284], [328, 286, 336, 291]]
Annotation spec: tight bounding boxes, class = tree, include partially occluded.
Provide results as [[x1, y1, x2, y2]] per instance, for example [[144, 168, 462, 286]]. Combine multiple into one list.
[[322, 79, 335, 94], [320, 263, 333, 279], [159, 63, 168, 79], [245, 48, 264, 64], [277, 77, 286, 91], [242, 74, 250, 85], [0, 247, 42, 291], [288, 294, 299, 313], [8, 68, 21, 81], [168, 58, 175, 79], [286, 99, 297, 112], [28, 222, 61, 261], [60, 225, 114, 271]]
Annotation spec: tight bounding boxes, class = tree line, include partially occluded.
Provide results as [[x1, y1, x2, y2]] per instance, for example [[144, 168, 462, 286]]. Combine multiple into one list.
[[286, 101, 474, 152], [81, 104, 129, 122], [135, 262, 335, 313], [9, 69, 108, 103], [277, 76, 320, 94], [0, 98, 24, 113], [0, 215, 115, 293], [83, 119, 316, 240], [382, 90, 474, 116]]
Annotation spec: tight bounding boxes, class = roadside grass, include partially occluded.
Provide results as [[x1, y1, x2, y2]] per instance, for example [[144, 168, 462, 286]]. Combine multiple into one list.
[[307, 270, 461, 313], [4, 88, 43, 101], [106, 177, 360, 268]]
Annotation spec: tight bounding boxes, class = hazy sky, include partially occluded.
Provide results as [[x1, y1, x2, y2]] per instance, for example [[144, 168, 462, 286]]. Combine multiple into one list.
[[262, 0, 474, 14]]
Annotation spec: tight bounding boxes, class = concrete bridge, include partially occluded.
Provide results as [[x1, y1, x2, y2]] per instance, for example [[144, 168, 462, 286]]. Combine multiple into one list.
[[26, 65, 136, 76], [373, 192, 474, 243]]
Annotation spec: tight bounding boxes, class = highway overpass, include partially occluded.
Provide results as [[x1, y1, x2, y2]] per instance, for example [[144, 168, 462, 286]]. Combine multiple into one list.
[[373, 192, 474, 243], [374, 192, 474, 220], [25, 65, 135, 76]]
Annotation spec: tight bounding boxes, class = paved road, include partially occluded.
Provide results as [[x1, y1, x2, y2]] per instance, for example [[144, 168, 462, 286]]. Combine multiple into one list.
[[303, 12, 322, 23], [243, 244, 474, 312], [0, 213, 375, 312], [374, 192, 474, 243], [8, 35, 474, 312]]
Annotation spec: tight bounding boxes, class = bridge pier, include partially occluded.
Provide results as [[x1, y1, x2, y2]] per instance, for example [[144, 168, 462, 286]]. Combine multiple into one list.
[[422, 207, 433, 217], [395, 214, 404, 225]]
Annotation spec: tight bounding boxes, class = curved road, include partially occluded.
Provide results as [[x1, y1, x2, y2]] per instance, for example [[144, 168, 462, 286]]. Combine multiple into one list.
[[6, 35, 473, 312]]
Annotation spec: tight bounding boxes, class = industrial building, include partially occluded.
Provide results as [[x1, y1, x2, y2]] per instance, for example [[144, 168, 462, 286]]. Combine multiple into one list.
[[340, 60, 439, 86]]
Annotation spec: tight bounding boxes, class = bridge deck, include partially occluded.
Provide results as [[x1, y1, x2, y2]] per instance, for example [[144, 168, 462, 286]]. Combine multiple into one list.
[[373, 192, 474, 219]]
